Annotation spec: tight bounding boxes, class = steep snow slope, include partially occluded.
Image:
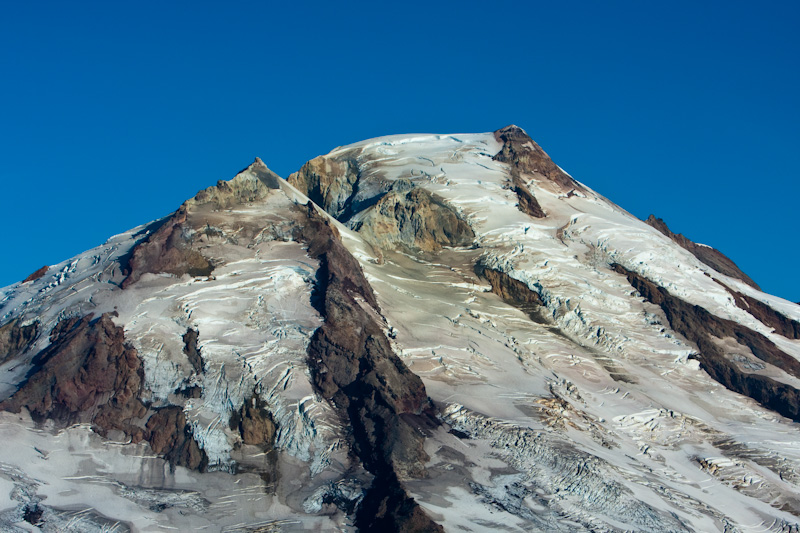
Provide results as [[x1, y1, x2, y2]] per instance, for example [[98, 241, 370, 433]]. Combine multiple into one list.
[[290, 127, 800, 531], [1, 127, 799, 532], [0, 168, 359, 531]]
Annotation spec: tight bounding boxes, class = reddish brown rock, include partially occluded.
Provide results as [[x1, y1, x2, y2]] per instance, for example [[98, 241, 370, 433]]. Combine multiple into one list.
[[22, 266, 48, 283], [493, 125, 584, 195], [146, 406, 208, 471], [0, 314, 147, 438], [299, 205, 429, 416], [476, 264, 547, 323], [122, 208, 214, 288], [511, 178, 547, 218], [122, 164, 284, 289], [645, 215, 760, 290], [0, 313, 209, 470]]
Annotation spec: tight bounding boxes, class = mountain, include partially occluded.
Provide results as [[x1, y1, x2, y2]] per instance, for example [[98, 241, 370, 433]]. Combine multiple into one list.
[[1, 126, 799, 532]]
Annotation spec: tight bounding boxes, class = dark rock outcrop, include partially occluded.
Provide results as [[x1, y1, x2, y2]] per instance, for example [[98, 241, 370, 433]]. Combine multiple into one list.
[[354, 180, 475, 253], [493, 125, 583, 196], [122, 207, 214, 288], [475, 264, 547, 324], [182, 328, 204, 374], [0, 314, 147, 437], [511, 178, 547, 218], [22, 266, 48, 283], [0, 319, 38, 365], [613, 264, 800, 422], [296, 204, 442, 532], [491, 127, 551, 218], [0, 313, 208, 471], [715, 280, 800, 340], [645, 215, 760, 290], [230, 395, 277, 447], [146, 406, 207, 471]]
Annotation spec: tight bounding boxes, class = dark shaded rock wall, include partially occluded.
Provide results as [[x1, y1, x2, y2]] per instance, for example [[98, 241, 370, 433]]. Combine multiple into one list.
[[182, 328, 204, 374], [296, 204, 443, 532], [288, 155, 361, 219], [613, 264, 800, 422], [475, 264, 547, 324], [146, 406, 207, 471]]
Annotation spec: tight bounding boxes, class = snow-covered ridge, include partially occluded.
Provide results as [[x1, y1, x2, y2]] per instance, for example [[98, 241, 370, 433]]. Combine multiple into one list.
[[1, 128, 799, 532], [288, 128, 800, 531]]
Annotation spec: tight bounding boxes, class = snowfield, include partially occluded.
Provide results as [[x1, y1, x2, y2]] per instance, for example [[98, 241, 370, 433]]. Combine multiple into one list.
[[0, 130, 798, 531]]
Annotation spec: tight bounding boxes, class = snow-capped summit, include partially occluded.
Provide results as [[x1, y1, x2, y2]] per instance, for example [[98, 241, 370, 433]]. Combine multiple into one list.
[[1, 126, 798, 532]]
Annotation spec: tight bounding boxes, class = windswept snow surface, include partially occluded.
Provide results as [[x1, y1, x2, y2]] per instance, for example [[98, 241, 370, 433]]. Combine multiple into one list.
[[0, 172, 354, 531], [1, 132, 799, 531], [322, 133, 800, 531]]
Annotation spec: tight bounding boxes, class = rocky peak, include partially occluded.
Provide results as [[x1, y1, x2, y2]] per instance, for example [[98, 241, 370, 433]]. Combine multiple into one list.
[[22, 266, 48, 283], [492, 124, 582, 194], [2, 128, 799, 532]]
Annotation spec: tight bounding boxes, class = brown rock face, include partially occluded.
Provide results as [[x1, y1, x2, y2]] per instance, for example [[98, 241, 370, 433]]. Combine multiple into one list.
[[0, 314, 147, 437], [512, 178, 547, 218], [715, 280, 800, 340], [190, 161, 280, 209], [230, 395, 277, 446], [0, 313, 208, 470], [645, 215, 760, 290], [288, 149, 474, 256], [475, 264, 548, 324], [122, 162, 282, 289], [613, 264, 800, 422], [493, 125, 583, 194], [297, 204, 442, 532], [22, 266, 48, 283], [122, 207, 214, 288], [288, 155, 361, 219], [146, 407, 207, 471], [0, 319, 38, 365], [299, 205, 430, 416], [354, 181, 475, 252]]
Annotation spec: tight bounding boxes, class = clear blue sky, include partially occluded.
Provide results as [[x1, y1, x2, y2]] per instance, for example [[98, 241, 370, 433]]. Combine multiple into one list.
[[1, 1, 798, 302]]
